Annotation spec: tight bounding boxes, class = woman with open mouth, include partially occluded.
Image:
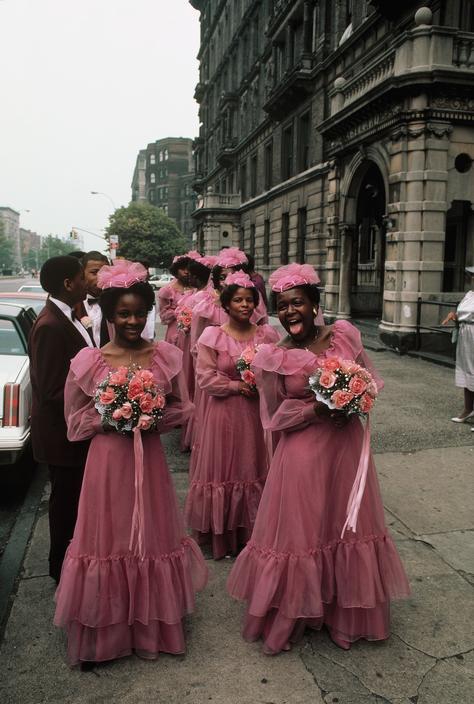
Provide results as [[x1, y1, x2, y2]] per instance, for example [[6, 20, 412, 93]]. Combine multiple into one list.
[[227, 263, 410, 654]]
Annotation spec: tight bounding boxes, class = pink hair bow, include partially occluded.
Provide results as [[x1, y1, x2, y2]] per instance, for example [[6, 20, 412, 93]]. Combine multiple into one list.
[[216, 247, 248, 268], [185, 250, 202, 261], [269, 263, 320, 292], [197, 254, 218, 268], [97, 260, 148, 289], [224, 271, 255, 288]]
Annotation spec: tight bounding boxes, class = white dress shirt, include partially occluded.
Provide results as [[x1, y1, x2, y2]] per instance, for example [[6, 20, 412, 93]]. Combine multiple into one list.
[[49, 297, 94, 348]]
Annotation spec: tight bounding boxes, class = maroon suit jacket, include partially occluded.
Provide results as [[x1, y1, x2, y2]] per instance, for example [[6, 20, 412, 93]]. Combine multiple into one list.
[[28, 299, 90, 466]]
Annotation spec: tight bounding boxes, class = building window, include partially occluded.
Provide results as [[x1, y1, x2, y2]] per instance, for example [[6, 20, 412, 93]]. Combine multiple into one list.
[[162, 204, 168, 215], [149, 190, 155, 202], [150, 154, 156, 165], [150, 173, 156, 184], [296, 207, 307, 263], [240, 161, 247, 202], [250, 223, 256, 258], [164, 148, 169, 161], [281, 212, 289, 264], [298, 112, 310, 172], [159, 151, 163, 162], [263, 218, 270, 265], [281, 123, 293, 181], [250, 153, 258, 198], [264, 140, 273, 191]]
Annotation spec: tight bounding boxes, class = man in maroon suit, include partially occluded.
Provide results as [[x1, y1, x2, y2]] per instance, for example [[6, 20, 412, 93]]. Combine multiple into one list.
[[29, 256, 93, 583]]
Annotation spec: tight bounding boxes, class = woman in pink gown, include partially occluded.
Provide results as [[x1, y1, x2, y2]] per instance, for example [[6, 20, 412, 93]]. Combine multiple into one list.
[[158, 253, 195, 345], [227, 263, 410, 654], [54, 261, 208, 668], [185, 272, 280, 559], [175, 255, 216, 451]]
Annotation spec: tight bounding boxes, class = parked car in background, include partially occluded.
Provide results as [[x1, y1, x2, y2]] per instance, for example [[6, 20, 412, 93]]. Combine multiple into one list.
[[18, 285, 44, 294], [149, 274, 174, 290], [0, 303, 36, 465], [0, 292, 47, 315]]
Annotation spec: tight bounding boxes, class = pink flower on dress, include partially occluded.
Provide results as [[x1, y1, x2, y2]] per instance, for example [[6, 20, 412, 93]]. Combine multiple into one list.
[[99, 387, 116, 405], [128, 377, 144, 400], [359, 393, 374, 413], [331, 389, 354, 409], [109, 366, 129, 386], [323, 357, 342, 372], [154, 394, 166, 410], [139, 393, 155, 413], [319, 370, 337, 389], [136, 414, 153, 431], [241, 346, 256, 365], [242, 369, 256, 387], [348, 375, 368, 396]]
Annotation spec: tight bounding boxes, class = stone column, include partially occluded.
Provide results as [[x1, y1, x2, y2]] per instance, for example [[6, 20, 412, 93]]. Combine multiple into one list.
[[323, 161, 341, 318], [380, 118, 451, 350], [337, 225, 353, 319]]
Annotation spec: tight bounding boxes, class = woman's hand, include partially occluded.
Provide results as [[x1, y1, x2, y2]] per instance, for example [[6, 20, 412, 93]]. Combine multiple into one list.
[[238, 381, 258, 398], [441, 311, 457, 325], [314, 402, 350, 429]]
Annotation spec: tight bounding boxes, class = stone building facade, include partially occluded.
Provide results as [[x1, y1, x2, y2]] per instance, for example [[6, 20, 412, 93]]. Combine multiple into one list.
[[189, 0, 474, 350], [0, 206, 21, 268], [131, 138, 197, 245]]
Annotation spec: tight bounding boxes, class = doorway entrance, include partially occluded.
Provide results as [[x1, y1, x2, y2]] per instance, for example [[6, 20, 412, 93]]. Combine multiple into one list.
[[349, 163, 387, 317]]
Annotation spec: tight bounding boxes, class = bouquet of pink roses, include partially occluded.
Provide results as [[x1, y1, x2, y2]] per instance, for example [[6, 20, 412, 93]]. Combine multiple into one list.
[[176, 306, 192, 334], [308, 357, 378, 417], [236, 346, 258, 391], [94, 366, 166, 434]]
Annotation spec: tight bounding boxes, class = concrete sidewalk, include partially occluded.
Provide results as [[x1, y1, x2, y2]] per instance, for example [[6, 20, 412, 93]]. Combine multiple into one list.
[[0, 352, 473, 703]]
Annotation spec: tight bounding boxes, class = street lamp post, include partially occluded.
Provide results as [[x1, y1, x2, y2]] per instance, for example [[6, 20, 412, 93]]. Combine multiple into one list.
[[90, 191, 117, 211]]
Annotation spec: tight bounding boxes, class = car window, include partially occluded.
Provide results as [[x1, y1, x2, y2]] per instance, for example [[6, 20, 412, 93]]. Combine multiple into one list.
[[0, 297, 45, 313], [0, 319, 26, 355]]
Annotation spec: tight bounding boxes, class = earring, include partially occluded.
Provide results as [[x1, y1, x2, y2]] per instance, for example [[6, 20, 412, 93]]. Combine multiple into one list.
[[313, 307, 318, 317]]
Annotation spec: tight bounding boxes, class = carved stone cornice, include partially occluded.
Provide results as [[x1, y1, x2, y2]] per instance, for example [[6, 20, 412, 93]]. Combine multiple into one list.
[[390, 122, 453, 141]]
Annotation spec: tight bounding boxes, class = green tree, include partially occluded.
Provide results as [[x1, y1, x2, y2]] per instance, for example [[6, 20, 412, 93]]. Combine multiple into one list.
[[39, 235, 73, 266], [0, 220, 15, 271], [105, 203, 187, 268]]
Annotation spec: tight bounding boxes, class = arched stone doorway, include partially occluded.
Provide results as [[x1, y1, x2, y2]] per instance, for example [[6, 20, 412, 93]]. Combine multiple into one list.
[[346, 162, 387, 317]]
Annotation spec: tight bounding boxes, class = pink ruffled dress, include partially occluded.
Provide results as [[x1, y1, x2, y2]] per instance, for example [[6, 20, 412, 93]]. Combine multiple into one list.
[[158, 282, 195, 345], [175, 290, 202, 451], [227, 320, 410, 652], [185, 324, 280, 559], [54, 344, 208, 666]]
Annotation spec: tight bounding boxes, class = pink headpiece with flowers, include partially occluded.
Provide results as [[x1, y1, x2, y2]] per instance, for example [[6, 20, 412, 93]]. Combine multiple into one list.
[[268, 263, 320, 292], [172, 252, 190, 264], [185, 250, 202, 261], [197, 253, 218, 268], [224, 271, 255, 288], [97, 259, 148, 290], [216, 247, 248, 268]]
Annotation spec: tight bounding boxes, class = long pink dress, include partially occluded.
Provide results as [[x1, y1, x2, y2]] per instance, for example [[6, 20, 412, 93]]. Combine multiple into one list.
[[227, 320, 410, 652], [158, 282, 194, 345], [54, 344, 208, 666], [175, 290, 202, 451], [185, 324, 280, 559]]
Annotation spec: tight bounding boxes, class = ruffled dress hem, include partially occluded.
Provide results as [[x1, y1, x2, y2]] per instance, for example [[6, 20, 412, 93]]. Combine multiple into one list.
[[185, 478, 265, 535]]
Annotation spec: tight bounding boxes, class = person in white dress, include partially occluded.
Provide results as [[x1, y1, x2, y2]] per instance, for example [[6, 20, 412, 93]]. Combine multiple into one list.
[[442, 266, 474, 429]]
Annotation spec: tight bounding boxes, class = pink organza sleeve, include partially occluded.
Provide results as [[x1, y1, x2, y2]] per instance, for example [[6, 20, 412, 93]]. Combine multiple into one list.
[[64, 368, 104, 441], [356, 349, 384, 392], [190, 310, 209, 351], [158, 368, 194, 432], [158, 286, 177, 325], [196, 342, 240, 397], [255, 368, 317, 433]]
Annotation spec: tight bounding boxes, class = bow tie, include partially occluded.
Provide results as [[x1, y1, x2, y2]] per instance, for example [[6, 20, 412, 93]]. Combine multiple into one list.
[[87, 297, 100, 305]]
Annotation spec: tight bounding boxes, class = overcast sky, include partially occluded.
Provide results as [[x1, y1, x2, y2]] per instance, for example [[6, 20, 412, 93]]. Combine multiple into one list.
[[0, 0, 200, 253]]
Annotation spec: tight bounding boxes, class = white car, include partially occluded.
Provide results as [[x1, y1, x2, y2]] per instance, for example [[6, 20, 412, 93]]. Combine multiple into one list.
[[18, 284, 44, 293], [0, 302, 35, 465], [149, 274, 174, 290]]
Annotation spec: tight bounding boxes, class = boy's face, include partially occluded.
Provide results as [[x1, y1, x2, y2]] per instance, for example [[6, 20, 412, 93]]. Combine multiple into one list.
[[84, 259, 106, 297]]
